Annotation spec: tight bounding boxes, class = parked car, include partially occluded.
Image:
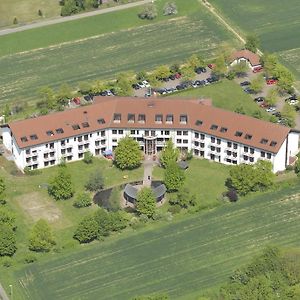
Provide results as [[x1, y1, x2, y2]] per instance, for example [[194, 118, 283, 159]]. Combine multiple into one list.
[[72, 97, 81, 105], [175, 73, 181, 79], [240, 81, 250, 86], [244, 87, 255, 94], [254, 96, 265, 103], [84, 95, 93, 101], [195, 67, 207, 74], [169, 74, 176, 80], [266, 106, 276, 113], [253, 66, 263, 73], [260, 102, 268, 108], [207, 63, 216, 69], [132, 83, 141, 90], [266, 79, 278, 85], [288, 100, 299, 106], [142, 80, 150, 88], [272, 112, 281, 117]]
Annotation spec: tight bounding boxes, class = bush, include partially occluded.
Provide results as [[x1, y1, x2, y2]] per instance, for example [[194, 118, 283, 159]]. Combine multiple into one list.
[[73, 192, 92, 208], [168, 204, 181, 214], [138, 4, 157, 20], [73, 215, 98, 243], [23, 253, 37, 264], [0, 225, 17, 257], [83, 151, 93, 164], [163, 2, 177, 15], [85, 170, 104, 192], [226, 189, 238, 202], [2, 257, 13, 268]]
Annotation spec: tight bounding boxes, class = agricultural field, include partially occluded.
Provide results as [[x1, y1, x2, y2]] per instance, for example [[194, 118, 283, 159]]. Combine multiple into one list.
[[0, 0, 239, 108], [209, 0, 300, 83], [5, 182, 300, 299], [0, 0, 60, 28]]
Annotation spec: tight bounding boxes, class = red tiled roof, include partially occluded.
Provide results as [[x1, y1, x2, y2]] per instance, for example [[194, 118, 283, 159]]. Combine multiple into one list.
[[230, 50, 261, 66], [8, 97, 290, 153]]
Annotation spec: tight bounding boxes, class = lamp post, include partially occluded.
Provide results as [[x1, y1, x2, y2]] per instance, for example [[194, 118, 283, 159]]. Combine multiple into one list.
[[9, 284, 13, 300]]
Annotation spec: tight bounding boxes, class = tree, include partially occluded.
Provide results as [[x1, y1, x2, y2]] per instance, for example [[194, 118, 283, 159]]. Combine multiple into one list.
[[73, 215, 98, 243], [234, 105, 245, 115], [73, 192, 92, 208], [163, 2, 177, 15], [93, 208, 111, 237], [250, 74, 264, 93], [28, 219, 56, 252], [218, 42, 235, 64], [0, 207, 16, 229], [61, 0, 79, 16], [153, 65, 171, 80], [38, 9, 43, 17], [78, 81, 92, 94], [83, 151, 93, 164], [245, 34, 260, 53], [265, 88, 278, 106], [56, 83, 72, 106], [136, 71, 147, 81], [114, 136, 142, 170], [107, 187, 121, 211], [231, 61, 249, 77], [0, 178, 6, 204], [138, 4, 157, 20], [273, 65, 294, 93], [261, 53, 278, 77], [180, 65, 195, 82], [108, 211, 127, 232], [48, 168, 74, 200], [38, 86, 56, 110], [186, 54, 204, 70], [0, 225, 17, 256], [251, 110, 263, 119], [170, 63, 181, 74], [85, 170, 104, 192], [213, 55, 227, 76], [136, 187, 156, 218], [115, 73, 133, 96], [169, 187, 196, 208], [281, 103, 296, 127], [159, 139, 179, 168], [164, 161, 185, 192]]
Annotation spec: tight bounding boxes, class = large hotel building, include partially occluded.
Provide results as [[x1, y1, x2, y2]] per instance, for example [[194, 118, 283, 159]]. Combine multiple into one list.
[[1, 97, 299, 172]]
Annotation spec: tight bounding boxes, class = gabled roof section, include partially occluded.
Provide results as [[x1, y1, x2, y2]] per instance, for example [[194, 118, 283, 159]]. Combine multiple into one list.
[[8, 97, 290, 153], [230, 49, 261, 66]]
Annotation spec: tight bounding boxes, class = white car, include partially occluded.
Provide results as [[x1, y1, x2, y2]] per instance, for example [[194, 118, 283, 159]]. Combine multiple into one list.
[[288, 100, 299, 106], [142, 80, 150, 88], [266, 107, 276, 113]]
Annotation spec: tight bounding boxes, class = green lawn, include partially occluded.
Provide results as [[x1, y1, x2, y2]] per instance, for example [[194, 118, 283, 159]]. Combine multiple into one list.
[[5, 182, 300, 300], [209, 0, 300, 82], [0, 0, 239, 108], [167, 79, 270, 119], [153, 159, 229, 208], [0, 0, 60, 28]]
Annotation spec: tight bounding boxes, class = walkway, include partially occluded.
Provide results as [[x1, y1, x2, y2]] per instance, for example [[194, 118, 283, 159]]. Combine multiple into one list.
[[0, 283, 9, 300], [143, 155, 155, 187], [0, 0, 152, 37]]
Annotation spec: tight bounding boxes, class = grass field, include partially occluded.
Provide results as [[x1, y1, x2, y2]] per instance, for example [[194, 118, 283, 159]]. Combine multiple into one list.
[[209, 0, 300, 82], [167, 79, 270, 119], [5, 182, 300, 299], [0, 0, 60, 28], [0, 0, 239, 108]]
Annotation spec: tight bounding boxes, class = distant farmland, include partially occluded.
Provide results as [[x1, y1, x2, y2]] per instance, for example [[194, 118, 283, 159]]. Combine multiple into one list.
[[12, 184, 300, 300], [210, 0, 300, 82], [0, 0, 238, 107]]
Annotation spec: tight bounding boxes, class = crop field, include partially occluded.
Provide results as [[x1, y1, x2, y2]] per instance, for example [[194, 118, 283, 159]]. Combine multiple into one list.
[[9, 184, 300, 299], [0, 0, 60, 28], [209, 0, 300, 82], [0, 0, 238, 108]]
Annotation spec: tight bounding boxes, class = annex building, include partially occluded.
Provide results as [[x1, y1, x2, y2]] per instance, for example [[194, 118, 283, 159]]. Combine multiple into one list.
[[1, 97, 299, 172]]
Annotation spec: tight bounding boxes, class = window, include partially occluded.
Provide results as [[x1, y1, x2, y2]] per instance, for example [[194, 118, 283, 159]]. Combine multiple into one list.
[[26, 149, 30, 154], [233, 152, 237, 158], [84, 134, 88, 141], [195, 120, 203, 126], [260, 138, 268, 144], [250, 148, 254, 154], [112, 130, 117, 134], [233, 143, 238, 149], [245, 134, 252, 140], [30, 134, 38, 140], [128, 114, 135, 123], [97, 118, 105, 124], [113, 113, 121, 122], [227, 141, 232, 148], [155, 114, 163, 123], [21, 136, 28, 142], [200, 134, 205, 140], [61, 140, 65, 146], [211, 137, 215, 143], [61, 149, 66, 155], [176, 139, 182, 144], [78, 136, 82, 142], [82, 122, 89, 128], [267, 153, 272, 159], [130, 130, 135, 135], [194, 141, 199, 146], [183, 131, 188, 136], [211, 146, 216, 151], [194, 133, 199, 139], [227, 150, 232, 156], [217, 147, 221, 153], [249, 157, 254, 163], [79, 153, 83, 159], [138, 114, 146, 123], [101, 131, 105, 137], [183, 140, 188, 144], [235, 131, 243, 137], [244, 146, 248, 152], [166, 114, 173, 123], [217, 139, 221, 145], [72, 124, 80, 130], [56, 128, 64, 134], [220, 127, 227, 133], [118, 130, 123, 134], [177, 131, 182, 136], [261, 151, 265, 158], [243, 155, 248, 161], [270, 141, 277, 147], [46, 130, 54, 136], [210, 124, 218, 130], [165, 131, 170, 135], [180, 114, 188, 124], [200, 143, 205, 148]]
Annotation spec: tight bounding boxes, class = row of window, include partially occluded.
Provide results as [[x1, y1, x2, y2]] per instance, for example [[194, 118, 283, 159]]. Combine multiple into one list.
[[113, 113, 188, 124]]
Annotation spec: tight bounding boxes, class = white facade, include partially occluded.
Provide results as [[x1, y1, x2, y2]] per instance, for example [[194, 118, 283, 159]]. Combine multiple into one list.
[[2, 125, 298, 173], [230, 58, 261, 70]]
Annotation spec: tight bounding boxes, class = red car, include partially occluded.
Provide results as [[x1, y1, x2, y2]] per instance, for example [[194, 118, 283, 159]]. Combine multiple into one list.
[[260, 102, 268, 108], [208, 63, 216, 70], [266, 79, 278, 85], [175, 72, 181, 79], [72, 97, 81, 105], [253, 66, 263, 73]]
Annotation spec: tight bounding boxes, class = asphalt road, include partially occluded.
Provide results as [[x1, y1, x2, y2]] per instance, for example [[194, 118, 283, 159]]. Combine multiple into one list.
[[0, 0, 152, 37]]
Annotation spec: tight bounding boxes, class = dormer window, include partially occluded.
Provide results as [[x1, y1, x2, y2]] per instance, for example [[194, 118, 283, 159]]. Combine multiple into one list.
[[195, 120, 203, 126], [128, 114, 135, 123], [113, 113, 121, 123], [220, 127, 227, 133], [46, 130, 54, 136], [56, 128, 64, 134], [82, 122, 90, 128], [138, 114, 146, 123], [260, 138, 268, 144], [235, 131, 243, 137], [155, 114, 163, 123], [166, 114, 173, 124], [72, 124, 80, 130], [180, 114, 188, 124], [30, 134, 38, 140], [97, 118, 105, 124], [270, 141, 277, 147], [21, 136, 28, 142], [245, 134, 252, 140], [210, 124, 218, 130]]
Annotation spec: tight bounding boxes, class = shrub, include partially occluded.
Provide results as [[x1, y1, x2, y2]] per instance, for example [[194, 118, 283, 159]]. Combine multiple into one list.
[[138, 4, 157, 20], [2, 257, 13, 268], [23, 253, 37, 264], [163, 2, 177, 15], [226, 189, 238, 202], [73, 192, 92, 208], [83, 151, 93, 164], [73, 215, 98, 243], [85, 170, 104, 192], [168, 204, 181, 214], [0, 225, 17, 257]]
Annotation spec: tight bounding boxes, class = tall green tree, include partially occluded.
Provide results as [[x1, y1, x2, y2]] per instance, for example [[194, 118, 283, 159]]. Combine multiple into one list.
[[114, 136, 142, 170], [231, 61, 249, 77], [250, 74, 264, 93], [48, 168, 74, 200], [56, 83, 72, 106], [0, 224, 17, 256], [136, 187, 156, 218], [164, 161, 185, 192], [186, 54, 204, 70], [28, 219, 56, 252], [213, 55, 227, 76], [85, 170, 104, 192], [159, 140, 179, 168], [261, 53, 278, 77], [115, 72, 134, 96], [273, 65, 294, 93], [265, 88, 278, 106], [245, 34, 260, 53], [73, 215, 98, 243], [281, 103, 296, 127], [180, 65, 195, 82], [153, 65, 171, 80]]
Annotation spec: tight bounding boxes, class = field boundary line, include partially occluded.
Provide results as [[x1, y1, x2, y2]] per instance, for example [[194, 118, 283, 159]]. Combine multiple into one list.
[[0, 0, 153, 37]]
